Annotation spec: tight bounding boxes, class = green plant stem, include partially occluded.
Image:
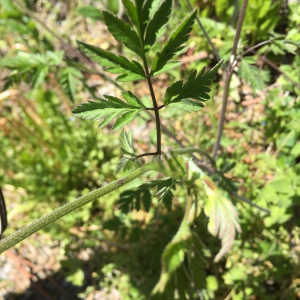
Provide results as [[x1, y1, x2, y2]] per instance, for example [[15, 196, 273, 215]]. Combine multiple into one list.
[[183, 188, 193, 223], [213, 0, 249, 160], [142, 57, 162, 154], [0, 167, 148, 254], [239, 39, 275, 58], [170, 147, 216, 169]]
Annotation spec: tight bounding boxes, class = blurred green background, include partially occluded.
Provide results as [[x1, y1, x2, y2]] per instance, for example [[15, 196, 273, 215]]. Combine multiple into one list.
[[0, 0, 300, 299]]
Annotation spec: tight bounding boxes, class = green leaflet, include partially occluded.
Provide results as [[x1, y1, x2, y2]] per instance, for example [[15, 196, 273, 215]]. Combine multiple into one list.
[[116, 129, 139, 174], [122, 0, 140, 33], [168, 99, 204, 112], [151, 9, 197, 75], [164, 60, 223, 104], [77, 41, 146, 82], [119, 129, 135, 157], [59, 67, 83, 102], [151, 60, 181, 76], [122, 91, 146, 108], [102, 11, 143, 57], [118, 188, 151, 212], [112, 110, 140, 130], [139, 177, 176, 210], [144, 0, 173, 50], [32, 66, 48, 88], [238, 60, 264, 96], [72, 93, 143, 129], [77, 6, 103, 20]]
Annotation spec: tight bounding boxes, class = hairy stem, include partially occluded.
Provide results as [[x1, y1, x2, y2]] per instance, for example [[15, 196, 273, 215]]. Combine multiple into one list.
[[213, 0, 249, 160], [0, 167, 148, 253], [142, 58, 162, 154]]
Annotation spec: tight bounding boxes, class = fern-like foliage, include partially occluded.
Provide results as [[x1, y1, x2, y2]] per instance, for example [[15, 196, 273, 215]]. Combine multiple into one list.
[[164, 59, 223, 106], [77, 41, 146, 82], [118, 188, 151, 213], [238, 59, 263, 96], [72, 92, 145, 130], [59, 67, 83, 102], [116, 129, 141, 174]]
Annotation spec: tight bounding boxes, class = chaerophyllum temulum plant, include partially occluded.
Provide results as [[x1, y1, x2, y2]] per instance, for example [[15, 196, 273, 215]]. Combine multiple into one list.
[[0, 0, 247, 297]]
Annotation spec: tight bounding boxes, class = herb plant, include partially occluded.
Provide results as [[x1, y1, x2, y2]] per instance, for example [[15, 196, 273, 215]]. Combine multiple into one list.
[[3, 0, 299, 298]]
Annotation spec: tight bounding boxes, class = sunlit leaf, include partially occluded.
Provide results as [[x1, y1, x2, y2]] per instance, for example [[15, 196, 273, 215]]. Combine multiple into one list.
[[144, 0, 173, 49], [202, 176, 241, 262], [103, 10, 143, 57], [164, 60, 223, 104], [77, 41, 146, 81], [238, 60, 264, 96], [151, 9, 197, 75]]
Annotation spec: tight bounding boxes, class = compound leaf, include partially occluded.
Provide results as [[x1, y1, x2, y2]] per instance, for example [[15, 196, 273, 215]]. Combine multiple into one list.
[[72, 94, 142, 129], [164, 60, 223, 104], [59, 67, 83, 102], [151, 9, 197, 75], [118, 188, 151, 212], [77, 41, 146, 82], [140, 177, 176, 210], [119, 129, 135, 156], [238, 60, 264, 96], [32, 66, 48, 88]]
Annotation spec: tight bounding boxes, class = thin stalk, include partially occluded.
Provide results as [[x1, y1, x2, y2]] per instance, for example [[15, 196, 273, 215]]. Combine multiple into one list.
[[0, 166, 148, 253], [231, 192, 270, 214], [136, 152, 158, 158], [170, 147, 216, 169], [212, 73, 232, 160], [142, 57, 162, 154], [185, 0, 226, 72], [213, 0, 249, 160], [239, 39, 275, 58]]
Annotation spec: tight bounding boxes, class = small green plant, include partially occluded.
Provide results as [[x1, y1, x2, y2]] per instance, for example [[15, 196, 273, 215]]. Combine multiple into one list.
[[4, 0, 300, 298]]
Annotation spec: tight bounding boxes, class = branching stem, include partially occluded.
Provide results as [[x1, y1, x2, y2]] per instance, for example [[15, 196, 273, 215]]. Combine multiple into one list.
[[146, 105, 165, 111], [0, 167, 148, 253], [136, 152, 158, 158]]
